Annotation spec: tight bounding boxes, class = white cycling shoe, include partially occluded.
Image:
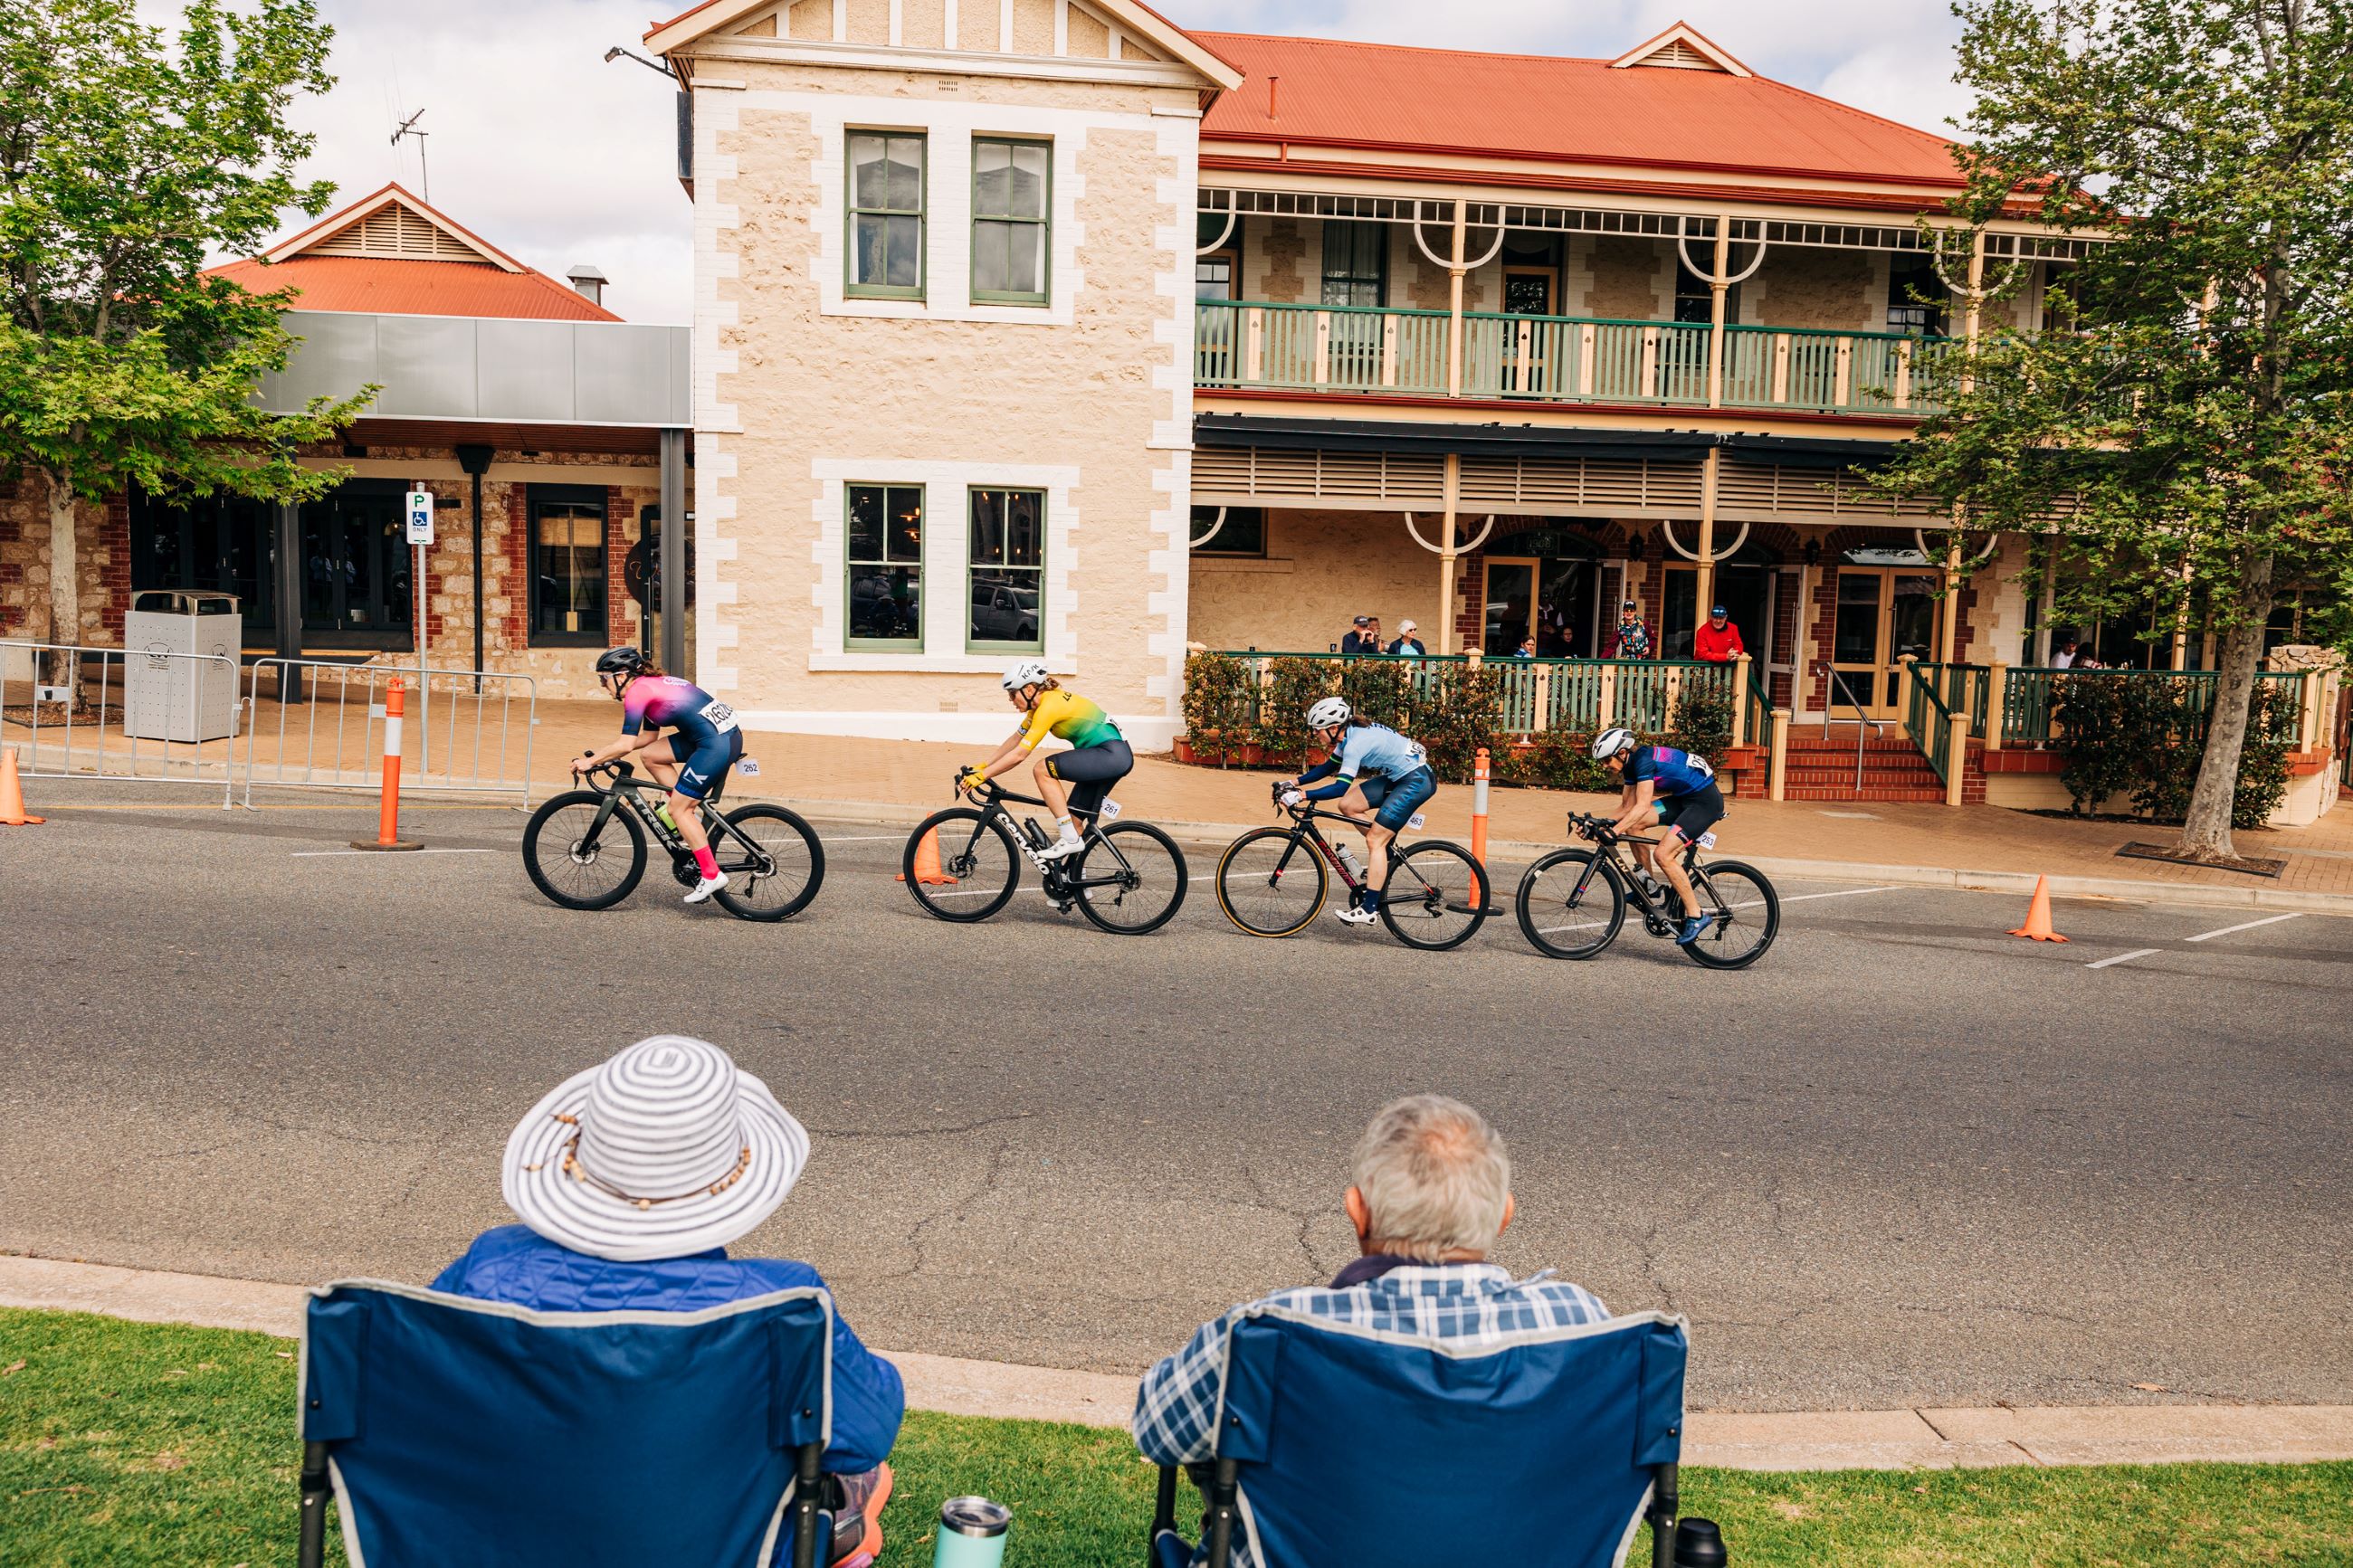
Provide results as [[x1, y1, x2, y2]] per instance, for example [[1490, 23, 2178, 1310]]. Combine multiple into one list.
[[684, 870, 730, 904], [1034, 835, 1086, 862], [1332, 901, 1379, 927]]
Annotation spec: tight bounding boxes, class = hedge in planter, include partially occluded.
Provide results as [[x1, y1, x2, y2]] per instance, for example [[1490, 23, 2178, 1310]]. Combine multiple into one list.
[[1179, 651, 1258, 766], [2054, 673, 2295, 827]]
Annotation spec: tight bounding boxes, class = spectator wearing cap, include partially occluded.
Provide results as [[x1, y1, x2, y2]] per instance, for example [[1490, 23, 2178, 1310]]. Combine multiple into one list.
[[433, 1035, 904, 1567], [1339, 616, 1377, 655], [1693, 603, 1745, 663], [1606, 599, 1653, 660], [1386, 620, 1427, 657]]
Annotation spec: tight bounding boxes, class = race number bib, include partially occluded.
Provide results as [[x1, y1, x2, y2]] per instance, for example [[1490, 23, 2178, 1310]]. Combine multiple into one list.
[[1098, 799, 1122, 821], [736, 755, 761, 775], [1406, 812, 1428, 830], [1691, 755, 1715, 780], [700, 699, 739, 735]]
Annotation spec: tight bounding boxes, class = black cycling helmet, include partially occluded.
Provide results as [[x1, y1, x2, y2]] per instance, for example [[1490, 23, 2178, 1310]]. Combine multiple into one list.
[[595, 646, 650, 693]]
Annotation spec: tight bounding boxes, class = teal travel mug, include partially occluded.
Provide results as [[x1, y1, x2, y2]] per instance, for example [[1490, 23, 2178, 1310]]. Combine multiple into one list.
[[933, 1496, 1011, 1568]]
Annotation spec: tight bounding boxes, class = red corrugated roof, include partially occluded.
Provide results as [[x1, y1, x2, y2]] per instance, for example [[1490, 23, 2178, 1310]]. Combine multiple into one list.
[[207, 254, 624, 321], [1196, 32, 1963, 188]]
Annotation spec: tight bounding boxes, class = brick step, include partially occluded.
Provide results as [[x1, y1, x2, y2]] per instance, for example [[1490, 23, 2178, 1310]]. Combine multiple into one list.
[[1785, 739, 1931, 755], [1784, 773, 1945, 789], [1779, 786, 1950, 803]]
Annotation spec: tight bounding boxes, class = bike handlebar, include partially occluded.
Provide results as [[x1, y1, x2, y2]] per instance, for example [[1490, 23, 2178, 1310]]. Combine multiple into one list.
[[1567, 810, 1659, 848]]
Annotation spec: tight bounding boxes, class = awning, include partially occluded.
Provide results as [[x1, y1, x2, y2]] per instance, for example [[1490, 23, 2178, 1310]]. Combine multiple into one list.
[[1192, 414, 1907, 470]]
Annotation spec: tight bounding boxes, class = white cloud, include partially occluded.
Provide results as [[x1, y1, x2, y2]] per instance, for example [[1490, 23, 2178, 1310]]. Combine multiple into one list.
[[190, 0, 1969, 326]]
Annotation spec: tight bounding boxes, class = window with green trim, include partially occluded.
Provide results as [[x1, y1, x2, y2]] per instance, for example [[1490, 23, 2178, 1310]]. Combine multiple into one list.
[[846, 484, 923, 649], [848, 132, 925, 298], [1319, 219, 1386, 307], [967, 489, 1044, 652], [971, 138, 1050, 303]]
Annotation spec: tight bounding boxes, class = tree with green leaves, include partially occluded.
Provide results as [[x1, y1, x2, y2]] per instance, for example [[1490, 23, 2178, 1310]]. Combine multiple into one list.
[[0, 0, 371, 668], [1880, 0, 2353, 861]]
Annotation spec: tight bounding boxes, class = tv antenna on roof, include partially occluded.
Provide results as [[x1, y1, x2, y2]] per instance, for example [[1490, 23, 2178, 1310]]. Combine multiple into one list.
[[390, 108, 430, 201]]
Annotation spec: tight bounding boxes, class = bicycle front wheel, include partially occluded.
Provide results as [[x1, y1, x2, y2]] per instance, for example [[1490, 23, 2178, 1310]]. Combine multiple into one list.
[[1515, 848, 1627, 960], [1681, 859, 1779, 970], [1379, 841, 1490, 952], [1072, 822, 1188, 936], [902, 808, 1020, 922], [711, 804, 825, 922], [522, 792, 646, 910], [1215, 826, 1328, 937]]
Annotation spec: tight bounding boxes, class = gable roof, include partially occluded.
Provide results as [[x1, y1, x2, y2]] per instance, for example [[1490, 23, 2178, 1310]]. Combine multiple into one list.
[[206, 184, 623, 322], [1609, 22, 1751, 76], [643, 0, 1243, 88], [1196, 32, 1962, 189]]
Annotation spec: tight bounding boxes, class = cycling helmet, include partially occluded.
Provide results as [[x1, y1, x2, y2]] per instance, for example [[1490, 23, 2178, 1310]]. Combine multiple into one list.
[[1305, 697, 1352, 731], [1001, 658, 1052, 692], [595, 646, 650, 694], [1590, 725, 1637, 762]]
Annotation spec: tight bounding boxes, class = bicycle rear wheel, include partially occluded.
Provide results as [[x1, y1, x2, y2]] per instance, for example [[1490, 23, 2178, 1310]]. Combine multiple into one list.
[[902, 807, 1020, 922], [1072, 822, 1188, 935], [1215, 826, 1328, 937], [522, 792, 646, 910], [711, 804, 825, 922], [1514, 848, 1626, 960], [1378, 841, 1490, 952], [1681, 859, 1778, 970]]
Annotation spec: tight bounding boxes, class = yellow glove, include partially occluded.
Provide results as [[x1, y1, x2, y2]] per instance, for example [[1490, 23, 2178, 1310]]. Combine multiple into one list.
[[959, 766, 989, 791]]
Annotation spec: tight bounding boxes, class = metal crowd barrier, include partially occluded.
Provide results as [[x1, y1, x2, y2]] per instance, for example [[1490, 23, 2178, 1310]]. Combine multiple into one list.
[[0, 639, 243, 807], [241, 659, 537, 809]]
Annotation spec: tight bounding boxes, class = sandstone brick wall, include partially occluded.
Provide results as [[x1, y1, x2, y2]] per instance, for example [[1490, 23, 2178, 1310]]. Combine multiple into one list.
[[0, 473, 130, 646]]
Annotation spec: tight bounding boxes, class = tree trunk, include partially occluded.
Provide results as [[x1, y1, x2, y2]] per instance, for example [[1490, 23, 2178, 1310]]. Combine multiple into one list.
[[41, 467, 81, 689], [2175, 552, 2275, 861]]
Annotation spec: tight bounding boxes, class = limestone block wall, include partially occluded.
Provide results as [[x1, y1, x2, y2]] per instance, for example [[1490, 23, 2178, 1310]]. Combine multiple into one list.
[[695, 61, 1198, 745], [1748, 248, 1880, 332], [1187, 508, 1447, 652]]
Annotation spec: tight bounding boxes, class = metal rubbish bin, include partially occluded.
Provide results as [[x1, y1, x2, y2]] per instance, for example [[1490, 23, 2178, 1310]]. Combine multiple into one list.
[[124, 590, 242, 742]]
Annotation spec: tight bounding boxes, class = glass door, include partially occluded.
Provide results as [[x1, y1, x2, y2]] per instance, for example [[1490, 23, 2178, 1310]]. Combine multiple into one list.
[[1831, 566, 1941, 716], [1482, 557, 1539, 656], [299, 485, 411, 649]]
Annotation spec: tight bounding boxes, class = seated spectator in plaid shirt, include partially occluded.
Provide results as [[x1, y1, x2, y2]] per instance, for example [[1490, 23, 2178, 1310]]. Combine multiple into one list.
[[1131, 1095, 1607, 1568]]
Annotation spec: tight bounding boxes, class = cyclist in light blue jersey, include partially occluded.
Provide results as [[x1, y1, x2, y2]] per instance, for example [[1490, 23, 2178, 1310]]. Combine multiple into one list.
[[1590, 724, 1725, 946], [1276, 697, 1438, 927]]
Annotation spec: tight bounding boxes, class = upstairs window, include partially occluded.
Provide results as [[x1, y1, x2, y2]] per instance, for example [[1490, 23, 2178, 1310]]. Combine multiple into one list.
[[848, 132, 925, 298], [1673, 261, 1739, 325], [972, 138, 1050, 303], [1319, 220, 1386, 308], [1887, 252, 1948, 336]]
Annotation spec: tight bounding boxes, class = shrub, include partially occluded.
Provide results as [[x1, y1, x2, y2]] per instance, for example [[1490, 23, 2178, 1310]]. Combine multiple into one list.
[[1178, 651, 1256, 765], [2056, 671, 2297, 825]]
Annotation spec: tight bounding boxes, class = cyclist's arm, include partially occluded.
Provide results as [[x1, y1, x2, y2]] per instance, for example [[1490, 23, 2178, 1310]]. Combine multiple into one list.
[[1609, 779, 1657, 835], [574, 730, 658, 772], [967, 728, 1030, 783], [1293, 757, 1340, 787]]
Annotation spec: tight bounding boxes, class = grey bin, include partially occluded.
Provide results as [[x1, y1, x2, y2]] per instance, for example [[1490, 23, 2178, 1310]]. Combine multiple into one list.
[[124, 590, 242, 743]]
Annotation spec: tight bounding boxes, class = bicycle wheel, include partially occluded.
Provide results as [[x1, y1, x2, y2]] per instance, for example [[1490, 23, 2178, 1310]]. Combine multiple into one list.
[[1681, 859, 1779, 970], [1514, 848, 1627, 960], [1215, 826, 1328, 937], [902, 807, 1020, 922], [1378, 841, 1490, 952], [710, 804, 825, 922], [1071, 822, 1189, 936], [522, 792, 647, 911]]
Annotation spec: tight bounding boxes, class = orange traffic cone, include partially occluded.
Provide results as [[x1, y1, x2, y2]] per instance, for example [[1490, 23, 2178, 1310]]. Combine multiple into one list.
[[0, 746, 44, 826], [2007, 875, 2067, 942], [896, 826, 958, 886]]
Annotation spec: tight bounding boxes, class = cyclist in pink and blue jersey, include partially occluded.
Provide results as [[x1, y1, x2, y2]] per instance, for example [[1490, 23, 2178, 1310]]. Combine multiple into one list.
[[572, 647, 743, 905]]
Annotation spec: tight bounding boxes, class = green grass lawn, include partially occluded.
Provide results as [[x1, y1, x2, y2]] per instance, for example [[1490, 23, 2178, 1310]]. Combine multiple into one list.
[[4, 1307, 2348, 1567]]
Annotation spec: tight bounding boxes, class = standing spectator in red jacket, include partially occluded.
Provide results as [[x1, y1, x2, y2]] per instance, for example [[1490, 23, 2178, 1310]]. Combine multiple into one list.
[[1693, 603, 1745, 663]]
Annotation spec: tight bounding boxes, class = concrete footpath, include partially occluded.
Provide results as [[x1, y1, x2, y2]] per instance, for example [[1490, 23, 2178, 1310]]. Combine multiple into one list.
[[6, 1254, 2349, 1472]]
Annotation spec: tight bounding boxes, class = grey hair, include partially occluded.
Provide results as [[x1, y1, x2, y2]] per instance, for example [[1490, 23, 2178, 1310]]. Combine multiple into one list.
[[1348, 1095, 1511, 1262]]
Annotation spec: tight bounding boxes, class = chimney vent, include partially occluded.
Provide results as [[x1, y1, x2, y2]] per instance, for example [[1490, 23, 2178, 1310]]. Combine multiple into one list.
[[566, 264, 609, 306]]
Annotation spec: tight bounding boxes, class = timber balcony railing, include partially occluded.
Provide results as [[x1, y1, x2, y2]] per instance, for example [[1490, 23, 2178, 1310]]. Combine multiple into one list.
[[1194, 299, 1957, 417], [1910, 659, 2326, 754]]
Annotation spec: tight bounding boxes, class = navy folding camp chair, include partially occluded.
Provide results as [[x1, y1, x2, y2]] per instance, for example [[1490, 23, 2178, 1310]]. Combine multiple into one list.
[[1148, 1308, 1689, 1568], [298, 1280, 840, 1568]]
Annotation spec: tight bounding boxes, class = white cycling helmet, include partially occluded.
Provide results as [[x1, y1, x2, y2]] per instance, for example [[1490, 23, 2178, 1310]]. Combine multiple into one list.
[[1001, 659, 1051, 692], [1591, 725, 1637, 761], [1305, 697, 1352, 731]]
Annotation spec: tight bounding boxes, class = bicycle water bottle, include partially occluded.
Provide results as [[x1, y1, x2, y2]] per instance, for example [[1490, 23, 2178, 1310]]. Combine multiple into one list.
[[933, 1497, 1011, 1568], [1336, 843, 1364, 879]]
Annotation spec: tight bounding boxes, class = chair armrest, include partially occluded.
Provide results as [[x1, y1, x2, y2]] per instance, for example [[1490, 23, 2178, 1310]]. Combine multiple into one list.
[[297, 1440, 331, 1568]]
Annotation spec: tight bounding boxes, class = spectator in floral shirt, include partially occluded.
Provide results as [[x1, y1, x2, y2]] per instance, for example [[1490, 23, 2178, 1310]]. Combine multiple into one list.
[[1606, 600, 1653, 659]]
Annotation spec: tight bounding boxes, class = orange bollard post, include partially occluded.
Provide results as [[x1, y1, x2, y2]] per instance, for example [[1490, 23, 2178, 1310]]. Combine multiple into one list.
[[351, 678, 423, 851], [1470, 746, 1491, 867], [2006, 875, 2066, 942], [896, 826, 959, 885], [0, 745, 45, 825]]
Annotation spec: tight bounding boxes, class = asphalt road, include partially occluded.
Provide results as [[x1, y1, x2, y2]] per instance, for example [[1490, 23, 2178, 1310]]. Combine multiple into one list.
[[2, 784, 2348, 1412]]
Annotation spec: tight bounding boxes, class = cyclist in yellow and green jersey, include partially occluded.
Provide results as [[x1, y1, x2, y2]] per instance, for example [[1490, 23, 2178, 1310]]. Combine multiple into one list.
[[958, 659, 1133, 861]]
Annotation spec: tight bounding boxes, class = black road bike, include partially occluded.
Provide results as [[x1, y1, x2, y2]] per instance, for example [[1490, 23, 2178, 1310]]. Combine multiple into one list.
[[900, 774, 1188, 936], [1214, 782, 1489, 951], [1514, 810, 1777, 969], [522, 755, 824, 921]]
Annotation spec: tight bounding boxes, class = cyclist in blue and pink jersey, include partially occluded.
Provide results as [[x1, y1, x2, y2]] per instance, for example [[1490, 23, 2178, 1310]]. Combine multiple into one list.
[[572, 647, 744, 905], [1590, 725, 1724, 946]]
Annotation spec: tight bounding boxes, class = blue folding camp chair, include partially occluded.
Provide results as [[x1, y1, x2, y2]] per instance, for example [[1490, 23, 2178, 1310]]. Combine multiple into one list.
[[298, 1280, 842, 1568], [1148, 1308, 1690, 1568]]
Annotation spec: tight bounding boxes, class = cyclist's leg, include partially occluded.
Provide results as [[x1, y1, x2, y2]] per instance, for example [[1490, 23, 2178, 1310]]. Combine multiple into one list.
[[668, 734, 740, 866], [637, 735, 682, 792], [1058, 740, 1132, 831], [1658, 785, 1724, 921], [1032, 752, 1071, 822], [1362, 768, 1435, 899]]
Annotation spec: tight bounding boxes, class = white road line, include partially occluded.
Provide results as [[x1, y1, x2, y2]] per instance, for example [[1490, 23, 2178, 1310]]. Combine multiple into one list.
[[818, 835, 903, 842], [290, 848, 497, 858], [2184, 912, 2304, 942], [2086, 947, 2161, 970], [1773, 884, 1901, 904]]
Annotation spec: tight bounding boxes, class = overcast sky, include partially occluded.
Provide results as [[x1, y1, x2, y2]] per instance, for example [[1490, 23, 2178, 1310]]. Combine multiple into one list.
[[254, 0, 1970, 324]]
